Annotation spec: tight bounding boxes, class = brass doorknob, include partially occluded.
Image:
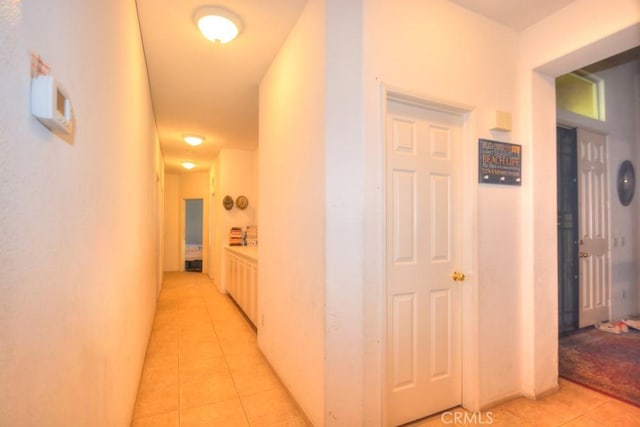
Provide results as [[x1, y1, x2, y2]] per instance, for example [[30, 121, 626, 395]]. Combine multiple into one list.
[[579, 252, 589, 258], [452, 271, 466, 282]]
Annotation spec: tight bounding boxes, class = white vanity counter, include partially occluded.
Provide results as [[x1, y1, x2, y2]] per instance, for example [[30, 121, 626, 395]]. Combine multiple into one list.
[[225, 245, 258, 262], [224, 246, 258, 327]]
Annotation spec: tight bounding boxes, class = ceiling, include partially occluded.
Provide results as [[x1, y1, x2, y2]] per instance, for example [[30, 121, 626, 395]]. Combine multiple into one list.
[[136, 0, 308, 173], [448, 0, 576, 31], [136, 1, 576, 174]]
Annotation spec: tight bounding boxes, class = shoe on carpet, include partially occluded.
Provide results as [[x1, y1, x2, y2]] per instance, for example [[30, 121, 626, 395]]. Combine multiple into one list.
[[595, 321, 628, 334], [622, 318, 640, 330]]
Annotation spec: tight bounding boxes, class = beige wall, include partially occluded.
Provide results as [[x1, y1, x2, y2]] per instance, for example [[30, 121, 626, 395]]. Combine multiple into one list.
[[155, 141, 165, 293], [163, 174, 180, 271], [0, 0, 160, 425], [324, 0, 365, 423], [362, 0, 521, 418], [210, 149, 257, 291], [258, 0, 326, 424], [209, 157, 220, 284]]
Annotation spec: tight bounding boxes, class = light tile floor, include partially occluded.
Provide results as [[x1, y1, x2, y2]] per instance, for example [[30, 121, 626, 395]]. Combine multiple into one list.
[[407, 377, 640, 427], [134, 273, 640, 427], [131, 272, 309, 427]]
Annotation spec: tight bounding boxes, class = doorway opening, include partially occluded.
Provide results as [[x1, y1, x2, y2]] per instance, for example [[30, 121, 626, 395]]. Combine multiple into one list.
[[556, 46, 640, 336], [556, 46, 640, 405], [184, 198, 203, 272]]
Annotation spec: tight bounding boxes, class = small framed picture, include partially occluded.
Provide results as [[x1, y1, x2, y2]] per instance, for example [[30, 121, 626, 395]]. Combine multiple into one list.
[[478, 139, 522, 186]]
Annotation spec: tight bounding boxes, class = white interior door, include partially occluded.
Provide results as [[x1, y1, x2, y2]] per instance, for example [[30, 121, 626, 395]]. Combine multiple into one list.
[[577, 128, 610, 327], [386, 99, 463, 426]]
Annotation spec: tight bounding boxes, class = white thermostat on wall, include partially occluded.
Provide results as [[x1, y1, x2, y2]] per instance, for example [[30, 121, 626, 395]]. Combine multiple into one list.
[[31, 75, 74, 135]]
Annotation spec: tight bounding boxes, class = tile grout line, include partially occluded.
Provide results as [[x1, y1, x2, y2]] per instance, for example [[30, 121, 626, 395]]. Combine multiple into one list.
[[202, 279, 253, 426], [573, 399, 611, 426], [498, 389, 613, 427], [177, 280, 183, 427], [133, 283, 181, 424]]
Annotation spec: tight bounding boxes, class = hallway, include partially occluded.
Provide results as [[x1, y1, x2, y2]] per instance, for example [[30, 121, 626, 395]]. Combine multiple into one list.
[[128, 274, 640, 426], [131, 273, 308, 426]]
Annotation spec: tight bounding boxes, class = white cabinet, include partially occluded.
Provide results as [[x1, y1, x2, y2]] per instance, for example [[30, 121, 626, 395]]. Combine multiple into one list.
[[224, 247, 258, 326]]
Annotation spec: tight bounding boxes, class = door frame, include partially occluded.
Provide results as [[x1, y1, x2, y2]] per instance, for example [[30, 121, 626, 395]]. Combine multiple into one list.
[[380, 85, 480, 423], [181, 198, 204, 272]]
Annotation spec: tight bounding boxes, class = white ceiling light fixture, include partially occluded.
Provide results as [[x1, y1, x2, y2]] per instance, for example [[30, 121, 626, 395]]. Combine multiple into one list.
[[184, 135, 204, 146], [194, 6, 242, 44], [182, 161, 197, 170]]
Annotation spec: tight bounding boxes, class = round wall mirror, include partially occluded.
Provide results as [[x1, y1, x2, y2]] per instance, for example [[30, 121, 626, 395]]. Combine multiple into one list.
[[617, 160, 635, 206]]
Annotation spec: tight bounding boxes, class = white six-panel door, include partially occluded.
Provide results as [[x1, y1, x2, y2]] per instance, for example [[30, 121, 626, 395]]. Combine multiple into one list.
[[386, 99, 463, 426], [577, 128, 610, 327]]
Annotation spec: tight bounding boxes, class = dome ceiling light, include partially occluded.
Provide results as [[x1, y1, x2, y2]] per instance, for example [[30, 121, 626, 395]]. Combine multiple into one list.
[[194, 6, 242, 44], [182, 161, 197, 170], [184, 135, 204, 146]]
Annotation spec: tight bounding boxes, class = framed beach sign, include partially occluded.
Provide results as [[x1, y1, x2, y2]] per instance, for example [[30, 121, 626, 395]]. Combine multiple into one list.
[[478, 139, 522, 186]]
